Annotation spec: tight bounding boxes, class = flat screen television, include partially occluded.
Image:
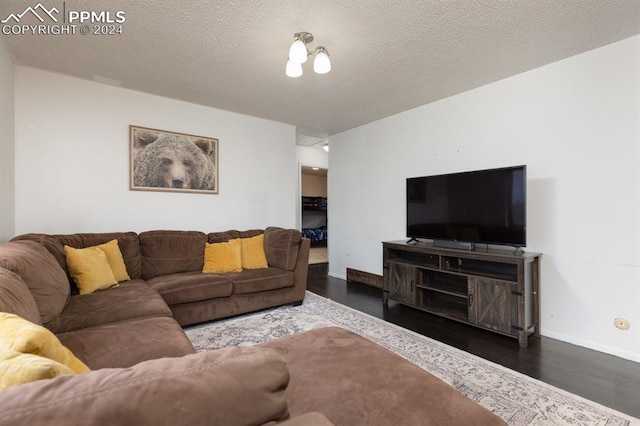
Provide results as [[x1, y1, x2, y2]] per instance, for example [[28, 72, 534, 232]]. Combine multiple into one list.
[[406, 165, 526, 248]]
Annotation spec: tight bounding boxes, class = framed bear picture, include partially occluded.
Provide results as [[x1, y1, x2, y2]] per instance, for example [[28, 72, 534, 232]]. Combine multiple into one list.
[[130, 125, 219, 194]]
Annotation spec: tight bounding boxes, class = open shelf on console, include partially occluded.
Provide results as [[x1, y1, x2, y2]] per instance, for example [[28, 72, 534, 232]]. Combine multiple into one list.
[[442, 256, 517, 282], [418, 270, 467, 296], [418, 289, 468, 322], [385, 248, 440, 268]]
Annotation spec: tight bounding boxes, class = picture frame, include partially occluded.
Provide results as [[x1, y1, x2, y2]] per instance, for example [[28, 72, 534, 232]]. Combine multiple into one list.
[[129, 125, 218, 194]]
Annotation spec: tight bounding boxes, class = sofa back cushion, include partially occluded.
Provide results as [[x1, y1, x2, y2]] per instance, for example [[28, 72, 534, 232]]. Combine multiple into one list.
[[0, 241, 69, 324], [9, 234, 67, 273], [0, 268, 41, 325], [207, 229, 263, 243], [264, 227, 302, 271], [139, 230, 207, 279], [11, 232, 142, 281]]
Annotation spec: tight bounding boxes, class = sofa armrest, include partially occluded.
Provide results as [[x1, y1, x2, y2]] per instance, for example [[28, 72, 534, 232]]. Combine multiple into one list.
[[0, 347, 290, 426], [292, 237, 311, 301]]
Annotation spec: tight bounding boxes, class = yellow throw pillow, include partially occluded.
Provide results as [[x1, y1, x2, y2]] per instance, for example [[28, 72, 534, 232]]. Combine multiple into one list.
[[64, 245, 118, 295], [0, 312, 90, 374], [94, 239, 130, 282], [203, 239, 242, 273], [0, 349, 76, 390], [238, 234, 268, 269]]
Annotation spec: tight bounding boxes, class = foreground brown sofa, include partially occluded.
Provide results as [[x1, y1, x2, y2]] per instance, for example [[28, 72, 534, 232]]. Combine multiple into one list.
[[0, 228, 504, 425], [0, 327, 505, 425], [261, 327, 505, 425]]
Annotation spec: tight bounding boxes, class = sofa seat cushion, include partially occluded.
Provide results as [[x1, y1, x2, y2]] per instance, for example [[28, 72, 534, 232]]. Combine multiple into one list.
[[260, 327, 505, 426], [147, 272, 233, 305], [0, 347, 290, 426], [0, 241, 70, 324], [44, 280, 172, 335], [229, 268, 295, 295], [57, 316, 195, 369], [0, 268, 41, 325]]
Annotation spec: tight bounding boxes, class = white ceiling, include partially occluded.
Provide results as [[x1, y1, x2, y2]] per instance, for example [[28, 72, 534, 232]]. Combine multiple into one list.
[[2, 1, 640, 139]]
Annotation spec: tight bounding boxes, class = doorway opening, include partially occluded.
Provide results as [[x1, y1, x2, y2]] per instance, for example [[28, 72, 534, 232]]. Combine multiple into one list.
[[301, 166, 327, 264]]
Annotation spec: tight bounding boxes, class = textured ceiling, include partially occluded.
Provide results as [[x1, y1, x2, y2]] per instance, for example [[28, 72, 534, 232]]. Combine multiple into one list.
[[2, 1, 640, 138]]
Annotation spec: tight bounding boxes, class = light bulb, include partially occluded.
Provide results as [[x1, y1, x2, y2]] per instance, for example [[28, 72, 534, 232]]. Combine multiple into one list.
[[314, 48, 331, 74], [289, 39, 308, 64], [286, 60, 303, 77]]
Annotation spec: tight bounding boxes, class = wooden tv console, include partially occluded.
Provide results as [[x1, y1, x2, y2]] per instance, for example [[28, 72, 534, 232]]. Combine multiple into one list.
[[382, 240, 541, 348]]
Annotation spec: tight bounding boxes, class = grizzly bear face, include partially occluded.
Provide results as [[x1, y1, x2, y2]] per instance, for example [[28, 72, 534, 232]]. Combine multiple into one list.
[[133, 133, 215, 191]]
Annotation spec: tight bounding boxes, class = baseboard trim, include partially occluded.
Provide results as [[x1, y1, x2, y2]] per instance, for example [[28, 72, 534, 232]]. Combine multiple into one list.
[[541, 328, 640, 363], [328, 272, 346, 280], [346, 268, 383, 289]]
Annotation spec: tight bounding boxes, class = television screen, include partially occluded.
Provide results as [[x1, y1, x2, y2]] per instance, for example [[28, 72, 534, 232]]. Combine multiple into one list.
[[406, 165, 526, 247]]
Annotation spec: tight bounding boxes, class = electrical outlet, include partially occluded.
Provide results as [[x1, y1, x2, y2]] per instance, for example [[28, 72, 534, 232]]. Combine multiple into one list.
[[614, 318, 630, 330]]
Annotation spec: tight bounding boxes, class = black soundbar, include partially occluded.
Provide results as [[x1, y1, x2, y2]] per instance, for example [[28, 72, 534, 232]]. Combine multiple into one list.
[[433, 239, 475, 251]]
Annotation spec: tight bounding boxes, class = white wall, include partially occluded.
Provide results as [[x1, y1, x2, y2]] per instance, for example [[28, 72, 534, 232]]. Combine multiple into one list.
[[14, 67, 297, 235], [329, 36, 640, 362], [0, 43, 14, 242], [296, 145, 329, 170]]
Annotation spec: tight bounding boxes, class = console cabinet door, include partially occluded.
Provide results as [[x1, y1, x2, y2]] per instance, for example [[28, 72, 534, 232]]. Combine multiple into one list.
[[468, 277, 518, 335], [388, 262, 417, 305]]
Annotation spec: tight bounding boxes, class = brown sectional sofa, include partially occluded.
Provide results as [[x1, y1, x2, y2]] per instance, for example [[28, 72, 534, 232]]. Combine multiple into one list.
[[14, 227, 310, 326], [0, 227, 505, 425], [0, 227, 308, 369]]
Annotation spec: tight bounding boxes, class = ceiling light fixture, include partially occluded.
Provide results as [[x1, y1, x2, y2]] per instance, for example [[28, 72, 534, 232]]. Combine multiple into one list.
[[313, 47, 331, 74], [285, 60, 303, 78], [289, 32, 312, 64], [286, 32, 331, 78]]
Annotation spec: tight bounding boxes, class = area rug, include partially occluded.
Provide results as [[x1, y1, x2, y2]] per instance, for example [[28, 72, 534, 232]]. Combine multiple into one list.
[[185, 292, 639, 426]]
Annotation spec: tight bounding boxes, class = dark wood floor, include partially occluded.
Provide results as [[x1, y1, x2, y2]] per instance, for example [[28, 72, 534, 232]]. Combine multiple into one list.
[[306, 264, 640, 419]]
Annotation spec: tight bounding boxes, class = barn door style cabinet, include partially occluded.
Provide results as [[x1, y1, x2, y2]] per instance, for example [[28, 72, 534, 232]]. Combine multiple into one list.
[[383, 241, 541, 348]]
